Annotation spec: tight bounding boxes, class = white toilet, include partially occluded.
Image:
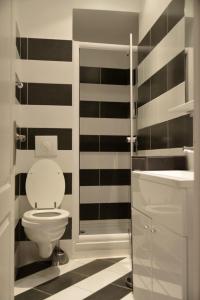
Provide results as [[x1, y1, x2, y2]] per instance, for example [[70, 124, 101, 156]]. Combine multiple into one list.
[[22, 159, 69, 258]]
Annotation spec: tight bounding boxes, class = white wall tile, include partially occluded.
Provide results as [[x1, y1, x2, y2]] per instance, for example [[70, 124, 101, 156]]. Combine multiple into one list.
[[80, 152, 130, 169], [138, 83, 186, 129], [137, 148, 185, 157], [80, 49, 130, 69], [80, 186, 130, 203], [139, 0, 171, 42], [138, 18, 185, 86], [80, 118, 130, 135], [17, 105, 73, 128], [19, 60, 73, 84], [61, 195, 73, 215], [80, 83, 130, 102], [16, 150, 73, 174], [80, 219, 130, 234]]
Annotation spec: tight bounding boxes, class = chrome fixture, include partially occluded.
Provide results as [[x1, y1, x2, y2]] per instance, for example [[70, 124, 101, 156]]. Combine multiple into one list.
[[16, 81, 23, 89], [16, 133, 26, 143], [183, 146, 194, 152], [126, 136, 137, 144]]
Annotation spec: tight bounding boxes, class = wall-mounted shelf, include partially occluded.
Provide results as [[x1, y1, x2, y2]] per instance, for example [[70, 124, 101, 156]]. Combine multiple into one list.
[[168, 100, 194, 114]]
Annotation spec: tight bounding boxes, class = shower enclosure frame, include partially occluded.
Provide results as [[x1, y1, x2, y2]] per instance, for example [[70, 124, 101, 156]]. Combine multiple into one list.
[[72, 40, 137, 257]]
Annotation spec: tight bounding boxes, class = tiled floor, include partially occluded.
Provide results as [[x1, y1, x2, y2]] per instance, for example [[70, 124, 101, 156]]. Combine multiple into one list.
[[15, 256, 134, 300]]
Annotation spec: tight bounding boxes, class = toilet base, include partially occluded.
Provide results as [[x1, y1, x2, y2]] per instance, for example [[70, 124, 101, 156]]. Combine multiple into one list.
[[38, 242, 54, 258]]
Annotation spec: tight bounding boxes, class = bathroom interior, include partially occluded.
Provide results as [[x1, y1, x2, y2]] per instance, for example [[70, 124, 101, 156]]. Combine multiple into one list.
[[0, 0, 200, 299]]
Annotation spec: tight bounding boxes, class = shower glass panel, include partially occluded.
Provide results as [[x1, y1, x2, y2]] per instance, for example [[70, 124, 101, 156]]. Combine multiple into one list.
[[79, 47, 132, 235]]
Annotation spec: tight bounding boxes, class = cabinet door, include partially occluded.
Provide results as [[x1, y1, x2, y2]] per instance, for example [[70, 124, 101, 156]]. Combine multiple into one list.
[[152, 224, 187, 300], [132, 208, 153, 300]]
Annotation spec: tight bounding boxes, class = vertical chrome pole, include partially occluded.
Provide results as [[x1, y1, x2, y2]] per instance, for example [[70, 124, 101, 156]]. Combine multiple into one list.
[[130, 33, 133, 157]]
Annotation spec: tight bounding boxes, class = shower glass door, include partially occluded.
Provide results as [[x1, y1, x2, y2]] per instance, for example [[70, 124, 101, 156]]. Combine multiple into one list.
[[79, 43, 136, 235]]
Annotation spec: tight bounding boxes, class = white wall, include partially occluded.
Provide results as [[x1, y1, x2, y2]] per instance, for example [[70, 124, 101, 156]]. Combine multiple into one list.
[[17, 0, 140, 39]]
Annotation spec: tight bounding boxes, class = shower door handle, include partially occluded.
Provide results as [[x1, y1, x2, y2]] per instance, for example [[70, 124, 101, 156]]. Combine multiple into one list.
[[126, 136, 137, 144]]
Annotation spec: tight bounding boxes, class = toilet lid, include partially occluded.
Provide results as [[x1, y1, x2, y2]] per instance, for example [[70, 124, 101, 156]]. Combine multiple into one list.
[[26, 159, 65, 209]]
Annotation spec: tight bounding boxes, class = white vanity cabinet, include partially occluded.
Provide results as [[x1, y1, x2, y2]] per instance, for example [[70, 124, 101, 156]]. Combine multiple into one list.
[[132, 170, 193, 300], [132, 208, 153, 300]]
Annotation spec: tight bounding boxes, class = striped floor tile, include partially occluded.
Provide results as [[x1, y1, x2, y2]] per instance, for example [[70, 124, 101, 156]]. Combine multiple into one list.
[[15, 257, 133, 300]]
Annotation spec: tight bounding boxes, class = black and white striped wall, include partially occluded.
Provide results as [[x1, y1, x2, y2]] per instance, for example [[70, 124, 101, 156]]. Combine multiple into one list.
[[79, 49, 137, 226], [15, 35, 73, 266], [136, 0, 193, 160]]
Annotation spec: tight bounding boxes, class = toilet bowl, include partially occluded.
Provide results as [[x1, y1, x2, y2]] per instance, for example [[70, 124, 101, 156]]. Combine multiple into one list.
[[22, 159, 69, 258]]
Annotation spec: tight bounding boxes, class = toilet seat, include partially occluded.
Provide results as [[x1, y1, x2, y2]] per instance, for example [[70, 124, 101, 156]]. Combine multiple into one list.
[[23, 209, 69, 223], [26, 159, 65, 209]]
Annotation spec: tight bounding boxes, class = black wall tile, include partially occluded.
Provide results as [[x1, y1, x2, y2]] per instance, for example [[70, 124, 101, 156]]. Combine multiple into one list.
[[100, 136, 129, 152], [15, 220, 28, 242], [151, 11, 167, 48], [151, 122, 168, 149], [61, 217, 72, 239], [16, 37, 21, 57], [151, 66, 167, 100], [100, 102, 130, 119], [168, 115, 193, 148], [167, 0, 185, 32], [27, 83, 72, 106], [132, 156, 187, 171], [27, 38, 72, 61], [20, 128, 28, 150], [20, 37, 28, 59], [101, 68, 129, 85], [15, 174, 20, 197], [20, 83, 28, 104], [27, 128, 72, 150], [80, 101, 99, 118], [138, 79, 151, 107], [147, 156, 187, 170], [167, 51, 185, 91], [16, 127, 21, 150], [80, 170, 99, 186], [80, 135, 99, 152], [132, 157, 146, 170], [15, 83, 21, 103], [138, 32, 151, 64], [100, 169, 130, 186], [80, 67, 100, 84], [100, 203, 131, 220], [137, 128, 151, 150], [64, 173, 72, 195], [20, 173, 27, 195], [80, 204, 99, 220]]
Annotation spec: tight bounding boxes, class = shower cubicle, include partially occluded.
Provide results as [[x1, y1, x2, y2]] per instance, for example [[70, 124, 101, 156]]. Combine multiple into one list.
[[73, 37, 137, 254]]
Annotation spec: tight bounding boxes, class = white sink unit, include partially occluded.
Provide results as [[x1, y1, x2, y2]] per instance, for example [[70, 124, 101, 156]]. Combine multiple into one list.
[[132, 170, 194, 300]]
